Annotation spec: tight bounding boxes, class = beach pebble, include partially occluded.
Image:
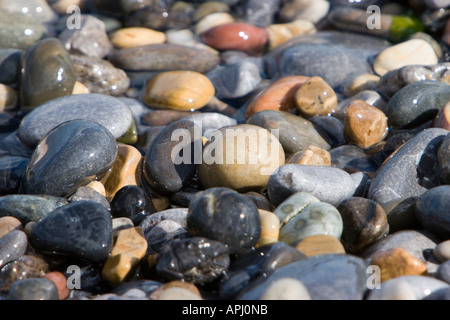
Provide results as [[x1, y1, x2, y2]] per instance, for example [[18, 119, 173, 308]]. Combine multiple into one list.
[[286, 145, 331, 166], [44, 271, 70, 300], [0, 230, 27, 269], [294, 76, 338, 118], [295, 234, 345, 257], [257, 210, 280, 247], [260, 278, 311, 300], [434, 240, 450, 262], [110, 27, 166, 49], [9, 278, 59, 300], [267, 19, 316, 51]]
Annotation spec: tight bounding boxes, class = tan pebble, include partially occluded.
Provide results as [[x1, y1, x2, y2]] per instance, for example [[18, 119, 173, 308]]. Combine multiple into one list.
[[261, 278, 311, 300], [158, 287, 203, 300], [370, 247, 428, 282], [110, 27, 166, 49], [257, 209, 280, 247], [373, 39, 438, 76], [295, 76, 337, 118], [433, 240, 450, 262], [0, 84, 17, 112], [72, 81, 90, 95], [286, 145, 331, 166], [433, 101, 450, 130], [295, 234, 345, 257], [144, 71, 215, 111], [343, 73, 381, 97], [0, 216, 22, 239], [85, 180, 107, 198], [344, 99, 388, 149], [267, 19, 316, 51], [101, 144, 142, 201], [194, 12, 235, 35], [150, 280, 203, 300], [44, 271, 69, 300], [246, 75, 310, 117], [101, 227, 148, 285]]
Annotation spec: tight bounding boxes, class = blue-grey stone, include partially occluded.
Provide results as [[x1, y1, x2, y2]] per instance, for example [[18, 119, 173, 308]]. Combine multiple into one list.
[[244, 0, 281, 27], [23, 120, 118, 197], [0, 230, 27, 269], [0, 49, 22, 85], [0, 156, 28, 196], [9, 278, 59, 300], [437, 260, 450, 284], [18, 93, 133, 148]]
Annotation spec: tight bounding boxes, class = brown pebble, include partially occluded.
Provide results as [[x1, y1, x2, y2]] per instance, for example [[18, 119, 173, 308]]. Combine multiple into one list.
[[295, 234, 346, 257], [44, 271, 69, 300], [0, 216, 22, 239], [294, 76, 337, 117], [142, 109, 200, 127], [286, 145, 331, 166]]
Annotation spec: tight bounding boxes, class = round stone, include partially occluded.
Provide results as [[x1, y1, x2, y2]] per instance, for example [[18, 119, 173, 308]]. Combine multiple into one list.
[[295, 234, 345, 257], [198, 124, 285, 192], [294, 76, 338, 117], [144, 71, 215, 111], [286, 145, 331, 166], [110, 27, 166, 48], [110, 185, 156, 225], [434, 240, 450, 262]]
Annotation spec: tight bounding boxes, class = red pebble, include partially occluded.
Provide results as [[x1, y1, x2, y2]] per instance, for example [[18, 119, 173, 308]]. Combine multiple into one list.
[[44, 271, 70, 300], [200, 22, 269, 55]]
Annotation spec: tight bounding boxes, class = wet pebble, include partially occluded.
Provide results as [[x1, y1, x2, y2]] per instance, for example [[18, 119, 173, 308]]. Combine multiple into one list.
[[0, 12, 47, 50], [294, 76, 337, 118], [145, 220, 187, 255], [0, 156, 28, 196], [295, 234, 345, 257], [434, 240, 450, 262], [0, 230, 27, 269], [9, 278, 59, 300]]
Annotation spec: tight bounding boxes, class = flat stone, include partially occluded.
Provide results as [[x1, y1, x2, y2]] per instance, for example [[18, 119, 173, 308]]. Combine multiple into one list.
[[18, 93, 133, 148], [110, 27, 166, 48], [9, 278, 59, 300], [295, 234, 345, 257], [260, 278, 311, 300], [294, 76, 338, 118], [0, 230, 27, 268]]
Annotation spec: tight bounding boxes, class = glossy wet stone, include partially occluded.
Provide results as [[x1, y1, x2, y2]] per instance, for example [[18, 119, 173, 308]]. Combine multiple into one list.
[[257, 210, 280, 247], [438, 133, 450, 184], [18, 93, 133, 148], [329, 145, 378, 174], [108, 43, 220, 74], [139, 208, 188, 234], [9, 278, 59, 300], [110, 186, 156, 226], [69, 186, 110, 211], [187, 188, 261, 255], [23, 120, 118, 197], [337, 197, 389, 254], [0, 156, 28, 196], [29, 201, 113, 264], [309, 116, 346, 148], [0, 195, 68, 225], [294, 76, 337, 118], [44, 271, 70, 300], [0, 230, 27, 269], [0, 12, 47, 50], [145, 220, 187, 255], [238, 254, 368, 300], [156, 237, 230, 285], [295, 234, 346, 257], [0, 49, 22, 85], [20, 38, 76, 109]]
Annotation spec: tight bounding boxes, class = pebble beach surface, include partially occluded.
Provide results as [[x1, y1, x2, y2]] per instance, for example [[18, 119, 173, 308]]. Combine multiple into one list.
[[1, 0, 450, 301]]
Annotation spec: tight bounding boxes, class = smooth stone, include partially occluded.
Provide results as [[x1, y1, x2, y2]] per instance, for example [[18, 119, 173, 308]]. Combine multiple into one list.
[[387, 81, 450, 129], [370, 132, 415, 167], [0, 12, 47, 50], [368, 128, 448, 206], [268, 164, 357, 207], [165, 28, 218, 53], [0, 49, 22, 85], [68, 186, 110, 211], [0, 195, 68, 225], [18, 93, 133, 148], [178, 112, 238, 139], [29, 201, 113, 264], [344, 100, 388, 149], [247, 110, 331, 156], [265, 31, 389, 92], [309, 116, 346, 148], [102, 227, 148, 286], [145, 220, 187, 254], [295, 76, 338, 118], [267, 19, 316, 51], [0, 0, 58, 24], [111, 27, 166, 49], [279, 0, 330, 24], [329, 145, 378, 173], [0, 84, 17, 112], [287, 146, 330, 167], [72, 81, 90, 94], [0, 217, 22, 239], [438, 132, 450, 184], [383, 196, 420, 233], [124, 4, 192, 31], [170, 188, 199, 208], [336, 90, 388, 120], [112, 217, 134, 234], [142, 119, 202, 194], [434, 101, 450, 131], [343, 73, 381, 97], [0, 230, 27, 269], [187, 188, 261, 255], [370, 248, 428, 282], [243, 0, 281, 28], [139, 208, 188, 232], [0, 131, 33, 158], [257, 210, 280, 247], [238, 254, 368, 300], [142, 109, 200, 127], [156, 237, 230, 285], [434, 240, 450, 262], [198, 124, 285, 192], [144, 71, 215, 111], [437, 261, 450, 284], [86, 181, 107, 198], [374, 39, 438, 77], [200, 22, 269, 56], [149, 280, 203, 300], [193, 1, 230, 22], [416, 185, 450, 240], [260, 278, 311, 300], [206, 60, 261, 100], [363, 230, 440, 274], [20, 38, 76, 109], [59, 14, 112, 59], [9, 278, 59, 300], [23, 120, 118, 197], [295, 234, 345, 257], [108, 43, 220, 74], [44, 271, 70, 300], [0, 156, 28, 196], [70, 54, 130, 96], [337, 197, 389, 253], [194, 12, 235, 36], [245, 76, 309, 117]]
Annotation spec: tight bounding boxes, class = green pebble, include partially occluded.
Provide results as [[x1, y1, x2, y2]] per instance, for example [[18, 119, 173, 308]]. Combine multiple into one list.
[[117, 118, 138, 145], [389, 15, 425, 42]]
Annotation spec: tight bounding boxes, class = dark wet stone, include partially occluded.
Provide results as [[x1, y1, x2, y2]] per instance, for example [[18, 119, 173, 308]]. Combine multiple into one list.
[[18, 93, 133, 148], [368, 128, 448, 206], [0, 230, 27, 269], [187, 188, 261, 255], [29, 201, 113, 264], [143, 119, 202, 194], [124, 4, 193, 31], [416, 185, 450, 240], [108, 43, 220, 74], [309, 115, 346, 148], [0, 49, 22, 85], [70, 54, 130, 96], [139, 208, 188, 232], [64, 264, 106, 293], [110, 185, 156, 225], [244, 192, 274, 212], [23, 120, 118, 198], [371, 132, 416, 167], [0, 131, 33, 158], [238, 254, 368, 300], [9, 278, 59, 300], [156, 237, 230, 286], [0, 194, 68, 225], [438, 133, 450, 184], [383, 196, 421, 233], [387, 81, 450, 129], [145, 220, 188, 254], [69, 186, 110, 211], [437, 260, 450, 284], [0, 156, 28, 196], [0, 114, 21, 135], [170, 188, 199, 208], [330, 145, 379, 174], [337, 197, 389, 253], [244, 0, 281, 28], [247, 110, 331, 156], [20, 37, 76, 110], [0, 12, 48, 50]]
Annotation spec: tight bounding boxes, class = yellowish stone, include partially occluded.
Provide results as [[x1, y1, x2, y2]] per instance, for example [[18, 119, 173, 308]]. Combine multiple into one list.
[[433, 101, 450, 130], [194, 12, 235, 35], [295, 76, 337, 118], [144, 71, 215, 111], [110, 27, 166, 49], [150, 281, 203, 300], [0, 84, 17, 112], [101, 227, 148, 285], [267, 19, 316, 51], [257, 209, 280, 247], [85, 180, 107, 198], [72, 81, 90, 95], [0, 216, 22, 239], [101, 144, 142, 201], [286, 145, 331, 166], [295, 234, 346, 257], [343, 73, 381, 97]]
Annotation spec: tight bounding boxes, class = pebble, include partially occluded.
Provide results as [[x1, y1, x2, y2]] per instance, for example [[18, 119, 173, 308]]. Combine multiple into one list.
[[343, 74, 381, 98], [267, 19, 316, 51], [144, 71, 215, 111], [193, 1, 230, 22], [0, 84, 17, 112], [69, 186, 110, 211], [194, 12, 235, 36], [110, 27, 166, 49], [198, 124, 285, 192], [294, 76, 338, 118], [145, 219, 187, 255], [295, 234, 345, 257], [243, 0, 281, 28], [279, 0, 330, 24], [434, 101, 450, 131], [286, 145, 331, 166], [9, 278, 59, 300], [0, 0, 58, 24], [260, 278, 311, 300], [0, 49, 22, 85], [187, 188, 261, 255], [0, 216, 22, 239], [437, 261, 450, 284], [329, 145, 378, 174], [44, 271, 70, 300], [374, 39, 438, 77], [437, 132, 450, 184], [257, 210, 280, 247], [0, 12, 47, 50], [0, 156, 29, 196], [434, 240, 450, 262], [0, 230, 27, 269], [150, 281, 203, 300]]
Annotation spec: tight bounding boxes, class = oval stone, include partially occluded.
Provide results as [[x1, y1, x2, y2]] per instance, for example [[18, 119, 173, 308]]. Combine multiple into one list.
[[110, 27, 166, 49], [23, 120, 118, 197]]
